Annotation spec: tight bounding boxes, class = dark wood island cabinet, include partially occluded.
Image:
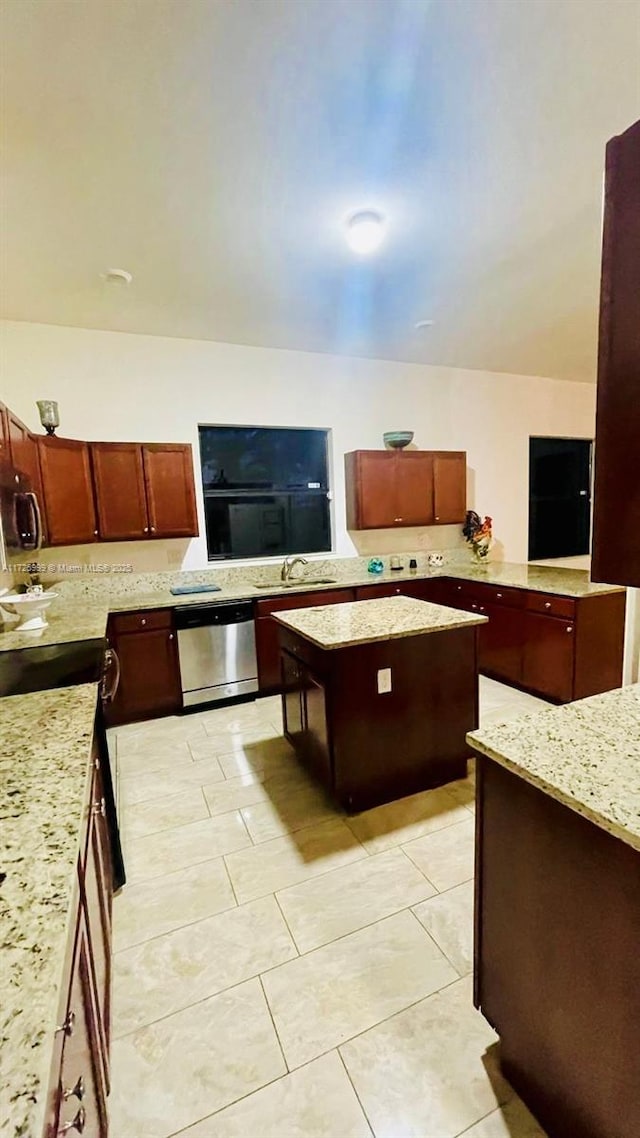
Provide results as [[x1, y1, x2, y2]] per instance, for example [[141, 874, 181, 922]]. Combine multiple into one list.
[[468, 687, 640, 1138], [276, 594, 486, 811]]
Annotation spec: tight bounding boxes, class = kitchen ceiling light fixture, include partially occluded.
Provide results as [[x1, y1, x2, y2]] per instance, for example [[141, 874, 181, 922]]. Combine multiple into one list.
[[36, 399, 60, 436], [345, 210, 386, 255], [415, 319, 435, 329], [103, 267, 133, 285]]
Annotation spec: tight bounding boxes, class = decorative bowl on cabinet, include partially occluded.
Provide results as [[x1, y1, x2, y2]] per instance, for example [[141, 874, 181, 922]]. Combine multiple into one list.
[[383, 431, 414, 449]]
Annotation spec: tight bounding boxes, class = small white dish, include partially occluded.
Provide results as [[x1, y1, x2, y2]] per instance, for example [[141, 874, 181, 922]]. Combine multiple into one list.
[[1, 591, 59, 631]]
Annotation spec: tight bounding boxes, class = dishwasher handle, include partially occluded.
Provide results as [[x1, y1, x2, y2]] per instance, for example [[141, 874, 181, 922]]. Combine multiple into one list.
[[174, 601, 254, 630]]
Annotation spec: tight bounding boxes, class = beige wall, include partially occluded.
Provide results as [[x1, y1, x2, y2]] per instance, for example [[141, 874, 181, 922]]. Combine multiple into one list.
[[0, 320, 596, 570]]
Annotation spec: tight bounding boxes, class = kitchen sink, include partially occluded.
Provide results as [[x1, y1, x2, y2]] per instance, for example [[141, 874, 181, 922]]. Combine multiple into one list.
[[253, 578, 338, 590]]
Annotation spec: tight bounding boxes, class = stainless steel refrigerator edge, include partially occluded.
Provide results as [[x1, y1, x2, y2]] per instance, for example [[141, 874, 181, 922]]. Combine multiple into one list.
[[175, 600, 258, 707]]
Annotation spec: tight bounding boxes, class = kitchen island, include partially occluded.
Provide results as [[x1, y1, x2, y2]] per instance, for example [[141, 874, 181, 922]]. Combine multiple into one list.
[[275, 594, 487, 811], [467, 685, 640, 1138]]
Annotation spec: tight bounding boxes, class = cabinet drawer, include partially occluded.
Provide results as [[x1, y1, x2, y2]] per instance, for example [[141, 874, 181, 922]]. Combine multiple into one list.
[[478, 584, 526, 609], [255, 588, 354, 617], [526, 592, 576, 620], [110, 608, 173, 635]]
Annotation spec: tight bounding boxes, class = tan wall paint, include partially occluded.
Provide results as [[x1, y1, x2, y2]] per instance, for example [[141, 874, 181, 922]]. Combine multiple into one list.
[[0, 320, 596, 570]]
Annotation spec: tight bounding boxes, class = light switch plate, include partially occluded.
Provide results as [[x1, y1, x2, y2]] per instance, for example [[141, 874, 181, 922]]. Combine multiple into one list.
[[377, 667, 392, 694]]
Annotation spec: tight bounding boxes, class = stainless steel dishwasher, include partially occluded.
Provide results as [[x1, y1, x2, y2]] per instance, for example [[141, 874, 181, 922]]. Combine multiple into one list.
[[175, 601, 258, 707]]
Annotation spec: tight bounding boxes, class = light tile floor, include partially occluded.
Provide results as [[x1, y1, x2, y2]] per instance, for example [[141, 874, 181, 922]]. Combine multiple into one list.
[[109, 677, 550, 1138]]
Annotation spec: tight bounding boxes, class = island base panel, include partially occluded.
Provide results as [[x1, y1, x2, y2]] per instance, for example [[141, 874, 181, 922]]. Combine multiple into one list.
[[474, 755, 640, 1138], [280, 624, 478, 813]]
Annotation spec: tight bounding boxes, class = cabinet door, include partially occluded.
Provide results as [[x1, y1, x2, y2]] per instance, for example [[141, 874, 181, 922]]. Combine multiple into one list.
[[54, 911, 108, 1138], [522, 612, 575, 702], [394, 453, 434, 525], [37, 436, 97, 546], [355, 451, 398, 528], [0, 403, 9, 458], [281, 648, 304, 744], [592, 120, 640, 588], [91, 442, 148, 540], [302, 667, 332, 786], [433, 453, 466, 524], [82, 760, 112, 1089], [479, 602, 523, 685], [106, 627, 181, 725], [142, 444, 198, 538]]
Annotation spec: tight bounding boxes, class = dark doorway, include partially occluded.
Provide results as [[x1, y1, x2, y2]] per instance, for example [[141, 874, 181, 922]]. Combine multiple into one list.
[[528, 437, 592, 560]]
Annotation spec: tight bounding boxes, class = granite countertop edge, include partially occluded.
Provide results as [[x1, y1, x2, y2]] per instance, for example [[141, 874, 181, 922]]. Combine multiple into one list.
[[274, 599, 488, 649], [466, 688, 640, 853], [0, 560, 623, 656], [0, 683, 99, 1138]]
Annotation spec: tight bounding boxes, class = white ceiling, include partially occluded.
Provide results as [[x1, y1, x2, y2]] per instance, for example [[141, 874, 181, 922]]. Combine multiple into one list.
[[1, 0, 638, 381]]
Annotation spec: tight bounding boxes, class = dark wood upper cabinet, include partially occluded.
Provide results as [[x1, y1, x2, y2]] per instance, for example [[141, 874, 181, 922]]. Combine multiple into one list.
[[345, 451, 397, 528], [345, 449, 466, 530], [432, 452, 467, 524], [0, 402, 9, 458], [142, 443, 199, 538], [91, 442, 149, 540], [37, 436, 98, 546], [395, 452, 435, 525], [592, 118, 640, 587]]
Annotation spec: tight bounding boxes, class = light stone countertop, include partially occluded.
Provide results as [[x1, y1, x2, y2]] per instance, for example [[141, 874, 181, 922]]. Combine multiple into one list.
[[274, 594, 488, 649], [83, 561, 626, 613], [0, 559, 623, 656], [467, 684, 640, 851], [0, 596, 108, 654], [0, 683, 98, 1138]]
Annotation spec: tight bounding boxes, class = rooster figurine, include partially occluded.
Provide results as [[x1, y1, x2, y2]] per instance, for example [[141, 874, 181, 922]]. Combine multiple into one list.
[[462, 511, 493, 559]]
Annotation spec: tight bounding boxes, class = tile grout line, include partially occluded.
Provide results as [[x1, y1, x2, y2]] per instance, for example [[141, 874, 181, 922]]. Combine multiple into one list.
[[220, 853, 240, 908], [271, 890, 303, 957], [335, 1048, 376, 1137], [257, 973, 291, 1074], [406, 902, 466, 979]]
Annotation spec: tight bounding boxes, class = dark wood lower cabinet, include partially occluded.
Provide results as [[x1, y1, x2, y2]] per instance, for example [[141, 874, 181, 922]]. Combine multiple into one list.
[[440, 580, 625, 704], [478, 601, 523, 686], [522, 611, 575, 702], [47, 733, 112, 1138], [473, 755, 640, 1138], [52, 909, 108, 1138], [105, 610, 182, 725]]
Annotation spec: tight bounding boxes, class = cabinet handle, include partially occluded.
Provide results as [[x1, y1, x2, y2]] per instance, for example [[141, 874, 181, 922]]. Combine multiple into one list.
[[91, 797, 106, 818], [544, 601, 551, 609], [55, 1011, 75, 1037], [479, 606, 485, 612], [150, 526, 156, 533], [566, 625, 573, 633], [63, 1076, 85, 1102], [58, 1107, 86, 1134], [471, 603, 477, 609], [496, 592, 502, 598], [169, 633, 174, 640], [435, 515, 440, 521], [144, 526, 149, 533], [94, 530, 98, 536], [141, 618, 147, 625]]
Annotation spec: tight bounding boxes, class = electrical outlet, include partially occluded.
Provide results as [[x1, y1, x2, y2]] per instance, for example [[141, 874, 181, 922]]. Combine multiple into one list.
[[377, 667, 392, 694]]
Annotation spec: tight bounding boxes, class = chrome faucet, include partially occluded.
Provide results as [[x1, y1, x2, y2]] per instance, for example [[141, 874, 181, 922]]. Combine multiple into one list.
[[281, 556, 308, 583]]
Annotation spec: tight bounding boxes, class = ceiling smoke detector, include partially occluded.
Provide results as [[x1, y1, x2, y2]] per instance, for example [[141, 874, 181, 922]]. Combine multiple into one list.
[[103, 268, 133, 285], [345, 210, 386, 255]]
